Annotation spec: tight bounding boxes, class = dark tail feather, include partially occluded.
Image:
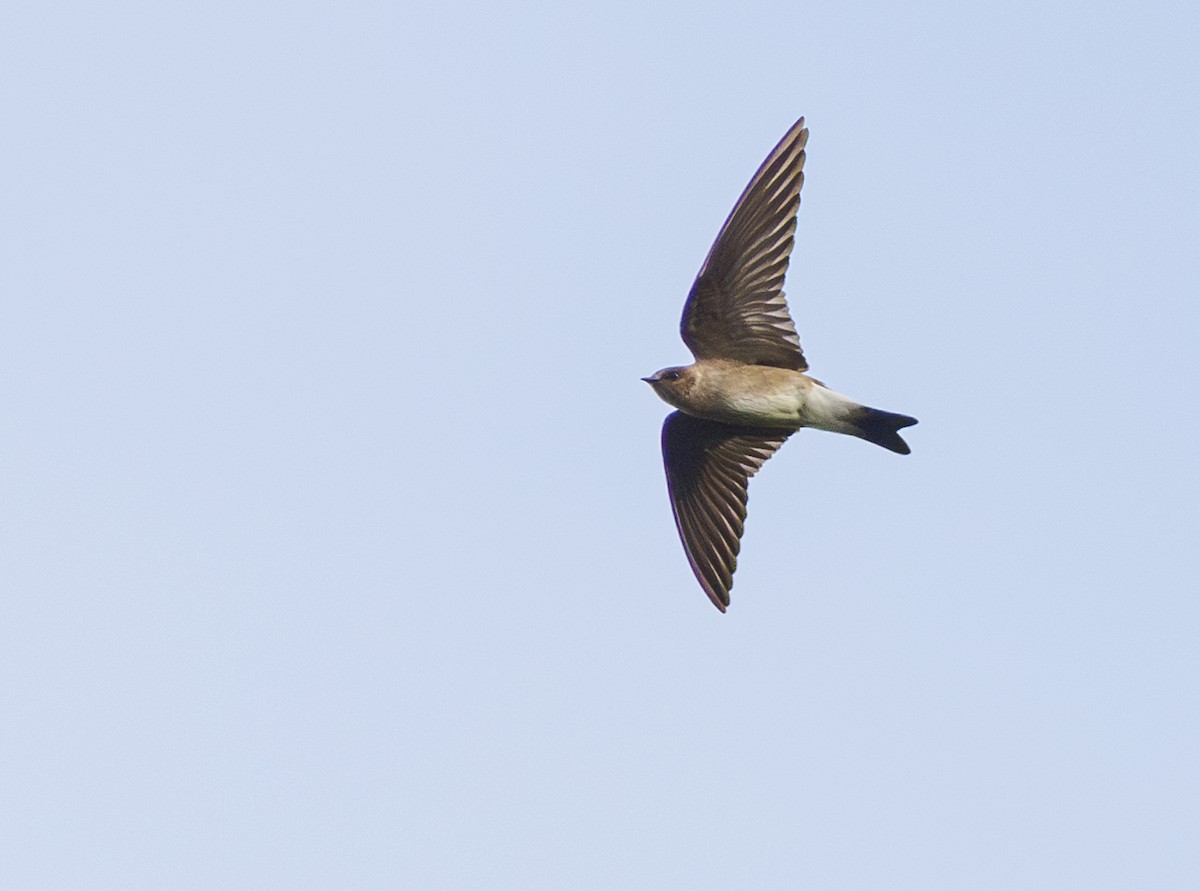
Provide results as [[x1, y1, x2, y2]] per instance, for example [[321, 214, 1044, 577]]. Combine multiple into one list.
[[853, 408, 918, 455]]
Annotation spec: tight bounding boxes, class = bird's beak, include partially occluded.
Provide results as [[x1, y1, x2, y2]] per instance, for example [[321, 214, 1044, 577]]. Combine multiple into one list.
[[641, 376, 656, 383]]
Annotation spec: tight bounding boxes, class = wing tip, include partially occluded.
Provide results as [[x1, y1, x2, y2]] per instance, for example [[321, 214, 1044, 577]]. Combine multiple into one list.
[[788, 116, 808, 148], [704, 586, 730, 613]]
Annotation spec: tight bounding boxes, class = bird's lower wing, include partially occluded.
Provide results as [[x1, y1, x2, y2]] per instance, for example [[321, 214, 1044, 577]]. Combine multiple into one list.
[[661, 411, 791, 611]]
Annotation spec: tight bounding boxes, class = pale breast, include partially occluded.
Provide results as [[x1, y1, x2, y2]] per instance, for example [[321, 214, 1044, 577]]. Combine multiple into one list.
[[688, 363, 809, 427]]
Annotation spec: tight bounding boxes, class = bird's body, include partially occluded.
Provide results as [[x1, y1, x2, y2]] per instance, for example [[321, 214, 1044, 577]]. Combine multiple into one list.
[[647, 361, 861, 434], [644, 116, 917, 611], [645, 361, 915, 452]]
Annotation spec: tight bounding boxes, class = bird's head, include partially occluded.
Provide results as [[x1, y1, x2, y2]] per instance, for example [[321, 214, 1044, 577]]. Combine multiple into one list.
[[641, 365, 699, 408]]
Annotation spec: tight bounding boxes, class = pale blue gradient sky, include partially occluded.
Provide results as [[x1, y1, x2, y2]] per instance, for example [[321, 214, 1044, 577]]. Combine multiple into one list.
[[3, 2, 1199, 888]]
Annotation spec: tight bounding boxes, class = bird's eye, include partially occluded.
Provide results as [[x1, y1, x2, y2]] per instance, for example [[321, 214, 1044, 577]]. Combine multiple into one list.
[[663, 370, 681, 381]]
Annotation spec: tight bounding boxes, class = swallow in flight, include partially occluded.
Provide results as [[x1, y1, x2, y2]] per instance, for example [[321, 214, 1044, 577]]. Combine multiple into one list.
[[643, 117, 917, 611]]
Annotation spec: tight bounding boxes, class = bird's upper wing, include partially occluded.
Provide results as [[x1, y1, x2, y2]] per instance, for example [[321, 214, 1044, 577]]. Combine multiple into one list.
[[680, 117, 809, 371], [661, 411, 792, 612]]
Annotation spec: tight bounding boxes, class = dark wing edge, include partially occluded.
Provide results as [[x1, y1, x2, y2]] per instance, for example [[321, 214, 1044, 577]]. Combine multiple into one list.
[[661, 411, 792, 612], [681, 117, 810, 371]]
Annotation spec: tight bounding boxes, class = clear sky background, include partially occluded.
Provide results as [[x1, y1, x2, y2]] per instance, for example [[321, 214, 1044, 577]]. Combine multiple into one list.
[[3, 2, 1198, 888]]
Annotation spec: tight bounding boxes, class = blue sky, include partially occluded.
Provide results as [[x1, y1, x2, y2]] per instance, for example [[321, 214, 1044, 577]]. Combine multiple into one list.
[[3, 1, 1198, 888]]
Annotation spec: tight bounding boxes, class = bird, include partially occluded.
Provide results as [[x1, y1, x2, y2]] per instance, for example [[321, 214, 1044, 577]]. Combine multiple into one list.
[[643, 117, 917, 612]]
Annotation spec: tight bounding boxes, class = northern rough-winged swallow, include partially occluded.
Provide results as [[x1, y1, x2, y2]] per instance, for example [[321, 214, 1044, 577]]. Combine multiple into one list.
[[644, 117, 918, 612]]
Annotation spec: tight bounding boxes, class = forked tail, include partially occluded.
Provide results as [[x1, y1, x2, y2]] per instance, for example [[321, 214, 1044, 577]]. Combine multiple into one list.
[[852, 407, 919, 455]]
